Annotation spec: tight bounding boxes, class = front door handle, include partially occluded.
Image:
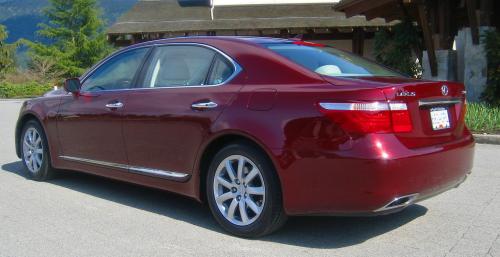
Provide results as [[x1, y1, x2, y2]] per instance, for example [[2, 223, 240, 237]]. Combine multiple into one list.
[[191, 101, 218, 110], [105, 102, 124, 109]]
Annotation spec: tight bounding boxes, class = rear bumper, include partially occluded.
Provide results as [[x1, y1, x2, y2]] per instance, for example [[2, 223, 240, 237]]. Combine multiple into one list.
[[276, 133, 475, 216]]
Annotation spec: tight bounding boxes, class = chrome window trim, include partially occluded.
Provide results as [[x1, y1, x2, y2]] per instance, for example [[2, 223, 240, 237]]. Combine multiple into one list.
[[418, 98, 462, 107], [79, 42, 243, 92], [318, 102, 390, 111], [59, 156, 190, 182]]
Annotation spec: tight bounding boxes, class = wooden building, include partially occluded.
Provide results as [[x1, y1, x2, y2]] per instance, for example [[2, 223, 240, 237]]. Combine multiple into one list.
[[334, 0, 499, 76], [107, 0, 397, 58]]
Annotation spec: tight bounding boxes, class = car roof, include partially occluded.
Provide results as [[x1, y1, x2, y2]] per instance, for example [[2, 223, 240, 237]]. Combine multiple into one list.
[[126, 36, 294, 49]]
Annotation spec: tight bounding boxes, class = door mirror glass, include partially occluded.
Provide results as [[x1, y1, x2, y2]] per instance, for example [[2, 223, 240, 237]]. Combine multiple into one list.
[[64, 78, 81, 94]]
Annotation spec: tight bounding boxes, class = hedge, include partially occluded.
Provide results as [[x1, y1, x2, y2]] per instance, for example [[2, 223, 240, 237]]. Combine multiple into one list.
[[0, 82, 53, 98]]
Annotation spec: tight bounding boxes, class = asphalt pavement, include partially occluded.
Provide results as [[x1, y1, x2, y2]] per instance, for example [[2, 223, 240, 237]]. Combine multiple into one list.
[[1, 99, 499, 257]]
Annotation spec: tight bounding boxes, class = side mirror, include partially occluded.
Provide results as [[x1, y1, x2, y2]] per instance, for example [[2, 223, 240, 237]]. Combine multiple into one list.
[[64, 78, 81, 94]]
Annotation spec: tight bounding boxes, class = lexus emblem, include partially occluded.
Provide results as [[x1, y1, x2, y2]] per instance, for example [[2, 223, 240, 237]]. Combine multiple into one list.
[[441, 85, 449, 96], [396, 89, 416, 97]]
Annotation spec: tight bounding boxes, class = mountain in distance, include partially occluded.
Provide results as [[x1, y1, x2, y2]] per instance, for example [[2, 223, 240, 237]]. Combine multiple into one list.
[[0, 0, 138, 43]]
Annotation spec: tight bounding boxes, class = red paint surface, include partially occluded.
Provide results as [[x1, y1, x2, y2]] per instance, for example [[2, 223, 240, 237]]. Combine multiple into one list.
[[15, 37, 475, 215]]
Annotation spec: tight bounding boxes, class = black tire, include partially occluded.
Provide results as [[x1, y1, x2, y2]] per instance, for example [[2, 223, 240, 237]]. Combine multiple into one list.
[[20, 120, 56, 181], [206, 142, 287, 237]]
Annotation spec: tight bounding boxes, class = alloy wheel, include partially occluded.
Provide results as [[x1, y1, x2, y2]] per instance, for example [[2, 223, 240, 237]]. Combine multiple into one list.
[[22, 127, 44, 174], [213, 155, 266, 226]]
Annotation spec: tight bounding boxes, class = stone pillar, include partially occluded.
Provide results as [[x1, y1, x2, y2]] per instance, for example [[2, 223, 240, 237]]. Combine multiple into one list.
[[455, 29, 466, 83], [422, 50, 457, 81], [455, 27, 492, 102]]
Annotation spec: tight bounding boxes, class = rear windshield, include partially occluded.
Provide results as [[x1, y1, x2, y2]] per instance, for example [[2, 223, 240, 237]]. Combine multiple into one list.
[[263, 43, 402, 77]]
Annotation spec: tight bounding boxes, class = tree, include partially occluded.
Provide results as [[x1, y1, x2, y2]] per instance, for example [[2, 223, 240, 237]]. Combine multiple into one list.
[[0, 25, 17, 79], [26, 0, 113, 77], [374, 19, 423, 78]]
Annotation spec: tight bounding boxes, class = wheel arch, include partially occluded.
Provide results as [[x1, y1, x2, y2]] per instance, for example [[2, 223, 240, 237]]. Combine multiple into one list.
[[196, 131, 283, 203]]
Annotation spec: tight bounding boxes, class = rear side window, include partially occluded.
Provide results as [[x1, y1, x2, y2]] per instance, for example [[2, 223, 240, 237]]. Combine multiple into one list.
[[144, 45, 215, 88], [263, 43, 401, 77], [207, 55, 234, 85]]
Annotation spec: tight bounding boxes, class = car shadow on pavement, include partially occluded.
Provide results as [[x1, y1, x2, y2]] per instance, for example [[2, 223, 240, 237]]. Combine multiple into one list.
[[2, 161, 427, 249]]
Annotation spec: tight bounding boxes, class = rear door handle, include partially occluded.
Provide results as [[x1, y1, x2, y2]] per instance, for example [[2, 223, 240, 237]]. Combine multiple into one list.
[[105, 102, 124, 109], [191, 101, 218, 110]]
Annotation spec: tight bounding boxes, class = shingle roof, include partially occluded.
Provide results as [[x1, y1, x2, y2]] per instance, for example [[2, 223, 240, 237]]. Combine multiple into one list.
[[108, 0, 392, 35]]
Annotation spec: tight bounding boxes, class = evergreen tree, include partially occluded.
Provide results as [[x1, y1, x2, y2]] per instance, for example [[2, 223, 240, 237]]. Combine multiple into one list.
[[27, 0, 113, 77], [374, 19, 423, 78], [0, 25, 17, 79]]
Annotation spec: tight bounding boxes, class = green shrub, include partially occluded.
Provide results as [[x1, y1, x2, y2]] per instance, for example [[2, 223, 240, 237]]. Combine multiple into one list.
[[0, 81, 53, 98], [465, 102, 500, 134]]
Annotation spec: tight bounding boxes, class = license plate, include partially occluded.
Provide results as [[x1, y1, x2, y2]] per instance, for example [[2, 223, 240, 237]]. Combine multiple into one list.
[[430, 107, 451, 130]]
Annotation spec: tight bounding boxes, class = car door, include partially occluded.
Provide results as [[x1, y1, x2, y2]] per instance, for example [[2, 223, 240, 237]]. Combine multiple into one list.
[[122, 44, 243, 179], [57, 47, 151, 166]]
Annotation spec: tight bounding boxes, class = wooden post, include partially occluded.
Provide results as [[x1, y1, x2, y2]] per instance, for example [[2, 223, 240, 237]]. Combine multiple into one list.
[[417, 4, 438, 77], [466, 0, 480, 45], [480, 0, 493, 26], [438, 0, 453, 49], [352, 28, 365, 56]]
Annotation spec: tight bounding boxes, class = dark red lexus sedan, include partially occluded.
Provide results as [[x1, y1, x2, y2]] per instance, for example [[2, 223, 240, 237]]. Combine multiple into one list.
[[15, 36, 474, 237]]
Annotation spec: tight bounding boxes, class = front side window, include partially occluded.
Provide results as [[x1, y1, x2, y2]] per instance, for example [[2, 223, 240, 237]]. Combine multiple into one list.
[[144, 45, 216, 88], [81, 48, 149, 92], [263, 43, 402, 77]]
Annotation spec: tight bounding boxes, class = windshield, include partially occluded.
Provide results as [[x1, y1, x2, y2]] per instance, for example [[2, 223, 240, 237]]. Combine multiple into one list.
[[263, 43, 402, 77]]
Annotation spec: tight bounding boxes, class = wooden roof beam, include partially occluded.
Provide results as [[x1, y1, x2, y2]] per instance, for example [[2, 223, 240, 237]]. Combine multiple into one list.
[[342, 0, 397, 18], [363, 4, 402, 21]]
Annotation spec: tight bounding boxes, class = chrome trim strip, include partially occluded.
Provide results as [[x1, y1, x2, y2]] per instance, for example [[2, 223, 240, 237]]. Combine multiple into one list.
[[319, 102, 390, 111], [59, 156, 190, 182], [79, 42, 243, 92], [389, 102, 408, 111], [105, 102, 124, 109], [60, 155, 128, 169], [318, 103, 354, 111], [418, 98, 462, 107], [128, 166, 189, 180]]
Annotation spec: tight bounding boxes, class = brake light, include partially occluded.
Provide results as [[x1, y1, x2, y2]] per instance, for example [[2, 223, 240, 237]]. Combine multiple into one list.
[[318, 101, 412, 134], [388, 103, 412, 133], [292, 41, 325, 47]]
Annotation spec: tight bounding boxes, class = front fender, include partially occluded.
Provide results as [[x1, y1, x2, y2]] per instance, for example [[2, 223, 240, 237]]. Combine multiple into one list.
[[15, 97, 62, 162]]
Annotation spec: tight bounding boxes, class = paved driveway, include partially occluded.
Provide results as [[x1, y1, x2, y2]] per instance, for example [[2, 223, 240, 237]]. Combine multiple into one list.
[[0, 99, 499, 257]]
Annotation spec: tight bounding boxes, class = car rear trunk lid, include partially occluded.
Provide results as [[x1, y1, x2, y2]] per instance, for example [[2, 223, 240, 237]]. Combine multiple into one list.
[[323, 76, 468, 148]]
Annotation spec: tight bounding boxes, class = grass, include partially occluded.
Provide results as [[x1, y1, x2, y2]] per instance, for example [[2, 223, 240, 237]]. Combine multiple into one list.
[[465, 102, 500, 134], [0, 81, 53, 98]]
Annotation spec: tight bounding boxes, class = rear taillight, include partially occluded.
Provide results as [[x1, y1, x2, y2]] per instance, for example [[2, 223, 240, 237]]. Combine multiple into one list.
[[318, 101, 412, 134], [388, 103, 412, 133]]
